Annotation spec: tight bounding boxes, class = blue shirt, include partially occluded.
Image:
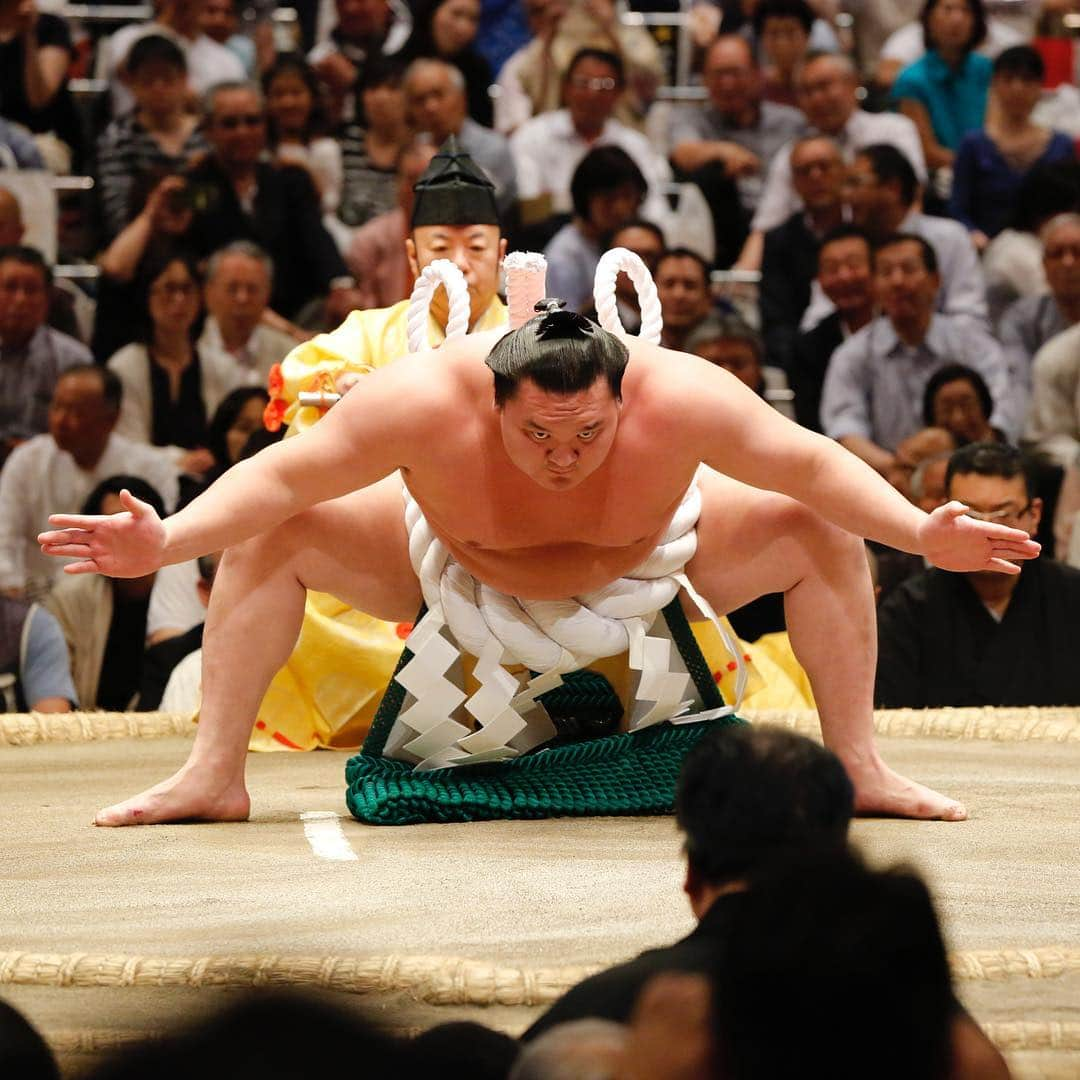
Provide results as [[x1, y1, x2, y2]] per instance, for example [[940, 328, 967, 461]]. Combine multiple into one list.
[[893, 51, 992, 151], [948, 129, 1076, 237]]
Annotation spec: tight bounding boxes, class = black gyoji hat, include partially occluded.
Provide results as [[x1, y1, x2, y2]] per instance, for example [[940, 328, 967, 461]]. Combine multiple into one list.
[[410, 134, 500, 229]]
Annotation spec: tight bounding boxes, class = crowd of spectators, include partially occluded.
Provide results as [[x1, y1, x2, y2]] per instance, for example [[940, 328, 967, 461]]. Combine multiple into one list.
[[4, 0, 1080, 714]]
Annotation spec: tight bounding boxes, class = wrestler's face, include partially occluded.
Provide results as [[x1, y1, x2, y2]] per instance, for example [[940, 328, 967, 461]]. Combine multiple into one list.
[[498, 377, 621, 490]]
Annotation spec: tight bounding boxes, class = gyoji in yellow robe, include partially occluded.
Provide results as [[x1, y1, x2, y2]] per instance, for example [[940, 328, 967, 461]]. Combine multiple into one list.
[[247, 297, 814, 752]]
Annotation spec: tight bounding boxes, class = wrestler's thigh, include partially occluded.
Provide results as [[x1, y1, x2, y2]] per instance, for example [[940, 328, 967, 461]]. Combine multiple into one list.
[[684, 467, 836, 614], [284, 474, 421, 622]]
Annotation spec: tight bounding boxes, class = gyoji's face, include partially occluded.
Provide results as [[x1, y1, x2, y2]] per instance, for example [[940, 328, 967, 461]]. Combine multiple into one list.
[[408, 223, 504, 319], [498, 376, 621, 490]]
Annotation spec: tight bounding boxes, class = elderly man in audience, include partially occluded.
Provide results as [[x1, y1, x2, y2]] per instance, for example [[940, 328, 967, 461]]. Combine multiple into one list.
[[180, 81, 357, 324], [844, 144, 988, 325], [759, 135, 845, 372], [96, 34, 207, 241], [404, 58, 517, 222], [0, 366, 178, 600], [511, 48, 672, 233], [999, 213, 1080, 422], [46, 476, 169, 710], [670, 35, 805, 266], [100, 0, 246, 117], [0, 246, 91, 468], [686, 313, 795, 420], [790, 225, 876, 433], [655, 247, 715, 352], [198, 241, 295, 385], [738, 52, 926, 270], [877, 442, 1080, 708], [821, 233, 1015, 475], [0, 593, 75, 713]]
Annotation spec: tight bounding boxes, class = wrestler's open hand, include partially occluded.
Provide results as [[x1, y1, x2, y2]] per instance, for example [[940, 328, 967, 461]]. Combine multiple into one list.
[[918, 501, 1040, 574], [37, 489, 166, 578]]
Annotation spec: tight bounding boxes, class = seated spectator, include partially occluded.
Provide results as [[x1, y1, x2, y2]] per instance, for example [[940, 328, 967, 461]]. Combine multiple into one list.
[[740, 51, 926, 270], [46, 476, 167, 709], [201, 385, 270, 484], [708, 851, 961, 1080], [949, 46, 1075, 250], [686, 313, 795, 421], [138, 550, 219, 712], [844, 143, 988, 324], [199, 0, 256, 76], [107, 251, 241, 473], [544, 146, 644, 313], [512, 48, 672, 235], [0, 188, 81, 340], [338, 58, 411, 230], [346, 140, 438, 309], [876, 441, 1080, 707], [821, 233, 1014, 474], [655, 248, 715, 352], [263, 54, 343, 218], [760, 135, 845, 371], [1027, 316, 1080, 469], [998, 214, 1080, 422], [525, 725, 855, 1039], [885, 425, 957, 501], [892, 0, 992, 172], [181, 81, 355, 323], [400, 0, 493, 128], [790, 225, 875, 432], [982, 159, 1080, 325], [0, 365, 178, 599], [100, 0, 246, 118], [0, 245, 91, 466], [494, 0, 663, 134], [199, 242, 295, 385], [874, 3, 1024, 92], [670, 35, 804, 266], [510, 1020, 625, 1079], [308, 0, 410, 127], [581, 218, 665, 335], [753, 0, 815, 107], [0, 998, 59, 1080], [96, 34, 208, 241], [0, 116, 45, 168], [404, 59, 517, 223], [0, 0, 81, 168], [0, 595, 75, 712], [922, 363, 1000, 446]]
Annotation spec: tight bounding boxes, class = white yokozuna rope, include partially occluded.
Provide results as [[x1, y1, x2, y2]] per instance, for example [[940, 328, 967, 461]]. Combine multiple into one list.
[[593, 246, 663, 344], [406, 258, 472, 353]]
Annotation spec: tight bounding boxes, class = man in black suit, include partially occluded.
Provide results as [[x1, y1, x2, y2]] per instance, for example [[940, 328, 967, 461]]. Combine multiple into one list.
[[759, 135, 845, 372], [790, 224, 874, 431], [523, 725, 854, 1039], [183, 82, 357, 322]]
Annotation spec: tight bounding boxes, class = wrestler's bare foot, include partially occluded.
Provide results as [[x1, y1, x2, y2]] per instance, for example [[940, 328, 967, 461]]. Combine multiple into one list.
[[94, 766, 250, 827], [843, 753, 967, 821]]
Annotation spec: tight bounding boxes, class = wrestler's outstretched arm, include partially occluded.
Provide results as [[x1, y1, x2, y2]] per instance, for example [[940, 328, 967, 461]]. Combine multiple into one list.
[[666, 349, 1040, 574], [37, 354, 442, 578]]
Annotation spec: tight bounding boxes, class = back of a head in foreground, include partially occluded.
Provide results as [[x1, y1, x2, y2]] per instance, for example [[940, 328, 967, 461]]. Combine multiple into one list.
[[412, 1020, 521, 1079], [509, 1018, 628, 1080], [713, 849, 955, 1080], [675, 725, 854, 887], [0, 998, 60, 1080], [485, 301, 629, 407], [86, 991, 415, 1079]]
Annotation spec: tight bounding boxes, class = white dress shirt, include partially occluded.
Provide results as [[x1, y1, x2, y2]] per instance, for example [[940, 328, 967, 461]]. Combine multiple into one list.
[[0, 433, 179, 596]]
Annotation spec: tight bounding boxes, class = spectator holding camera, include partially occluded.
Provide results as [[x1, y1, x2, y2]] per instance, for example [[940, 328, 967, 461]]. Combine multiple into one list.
[[96, 34, 208, 241]]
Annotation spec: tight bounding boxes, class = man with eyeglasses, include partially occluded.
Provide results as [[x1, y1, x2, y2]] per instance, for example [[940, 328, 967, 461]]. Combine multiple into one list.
[[181, 81, 356, 324], [511, 48, 672, 234], [876, 441, 1080, 708]]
